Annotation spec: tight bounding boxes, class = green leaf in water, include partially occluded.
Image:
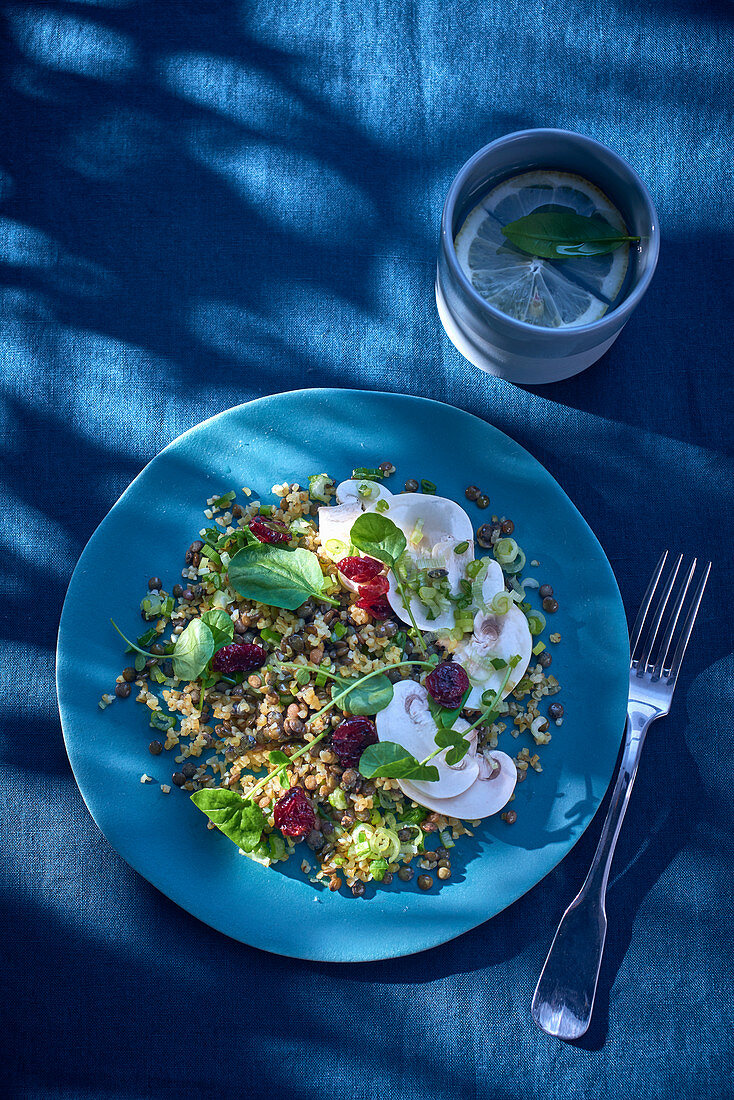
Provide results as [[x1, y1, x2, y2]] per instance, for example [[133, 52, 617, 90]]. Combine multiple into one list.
[[190, 788, 266, 852], [502, 211, 639, 260]]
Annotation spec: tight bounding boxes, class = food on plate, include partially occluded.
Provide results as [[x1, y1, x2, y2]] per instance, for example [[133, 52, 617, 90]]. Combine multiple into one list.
[[106, 466, 562, 895]]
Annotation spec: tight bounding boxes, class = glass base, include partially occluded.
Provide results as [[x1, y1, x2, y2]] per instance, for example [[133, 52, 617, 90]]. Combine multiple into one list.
[[435, 280, 620, 385]]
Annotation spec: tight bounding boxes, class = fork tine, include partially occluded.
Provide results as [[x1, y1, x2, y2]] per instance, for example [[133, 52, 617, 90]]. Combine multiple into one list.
[[651, 558, 697, 680], [666, 562, 711, 688], [636, 554, 682, 675], [629, 551, 668, 665]]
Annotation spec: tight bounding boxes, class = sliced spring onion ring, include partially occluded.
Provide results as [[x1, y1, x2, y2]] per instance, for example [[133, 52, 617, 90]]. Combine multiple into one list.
[[526, 610, 546, 635]]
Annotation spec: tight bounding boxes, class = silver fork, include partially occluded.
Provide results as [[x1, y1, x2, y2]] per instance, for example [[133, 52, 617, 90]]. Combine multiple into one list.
[[531, 552, 711, 1041]]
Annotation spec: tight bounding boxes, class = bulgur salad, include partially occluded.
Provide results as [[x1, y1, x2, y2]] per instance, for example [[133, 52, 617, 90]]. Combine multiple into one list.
[[106, 465, 563, 896]]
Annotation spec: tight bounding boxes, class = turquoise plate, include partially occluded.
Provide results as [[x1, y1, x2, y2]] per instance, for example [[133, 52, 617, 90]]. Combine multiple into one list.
[[57, 389, 629, 961]]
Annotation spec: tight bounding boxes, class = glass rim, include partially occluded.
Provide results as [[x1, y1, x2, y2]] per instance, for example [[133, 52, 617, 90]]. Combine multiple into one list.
[[440, 128, 660, 338]]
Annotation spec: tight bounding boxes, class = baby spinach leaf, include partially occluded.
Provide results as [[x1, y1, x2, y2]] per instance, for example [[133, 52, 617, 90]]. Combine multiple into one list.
[[172, 618, 214, 681], [358, 741, 440, 782], [190, 788, 265, 852], [502, 211, 640, 260], [200, 608, 234, 652], [338, 673, 394, 716], [349, 513, 407, 568], [228, 545, 338, 610]]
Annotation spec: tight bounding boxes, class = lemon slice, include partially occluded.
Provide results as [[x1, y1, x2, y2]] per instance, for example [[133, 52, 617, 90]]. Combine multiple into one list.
[[454, 170, 630, 328]]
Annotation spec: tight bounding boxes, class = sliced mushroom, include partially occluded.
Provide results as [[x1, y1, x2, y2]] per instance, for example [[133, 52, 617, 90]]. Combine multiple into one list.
[[383, 495, 476, 631], [399, 750, 517, 819], [454, 604, 532, 706], [376, 679, 479, 798]]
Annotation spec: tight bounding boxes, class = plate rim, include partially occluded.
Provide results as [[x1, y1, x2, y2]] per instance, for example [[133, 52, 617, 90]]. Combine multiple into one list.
[[56, 387, 629, 961]]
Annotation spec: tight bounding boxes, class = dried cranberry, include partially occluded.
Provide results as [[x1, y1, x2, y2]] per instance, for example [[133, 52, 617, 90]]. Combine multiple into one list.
[[356, 594, 392, 619], [248, 516, 291, 544], [331, 716, 378, 768], [425, 662, 470, 709], [273, 786, 315, 837], [212, 642, 267, 673], [358, 574, 389, 600], [338, 555, 384, 583]]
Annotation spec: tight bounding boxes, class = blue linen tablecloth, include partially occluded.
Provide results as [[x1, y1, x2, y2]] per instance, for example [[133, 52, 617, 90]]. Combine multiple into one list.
[[2, 1, 733, 1096]]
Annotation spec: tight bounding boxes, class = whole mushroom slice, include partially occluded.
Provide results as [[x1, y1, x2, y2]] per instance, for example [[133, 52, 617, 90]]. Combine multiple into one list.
[[384, 494, 476, 631], [399, 750, 517, 819], [376, 680, 479, 798], [454, 604, 532, 707], [317, 479, 392, 560]]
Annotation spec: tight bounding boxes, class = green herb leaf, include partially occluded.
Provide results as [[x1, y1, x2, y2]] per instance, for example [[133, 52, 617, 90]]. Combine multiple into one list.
[[268, 750, 290, 767], [228, 544, 338, 610], [190, 789, 266, 852], [358, 741, 440, 782], [295, 666, 311, 685], [339, 673, 394, 717], [200, 608, 234, 652], [350, 512, 407, 568], [501, 211, 640, 260], [433, 728, 471, 765], [172, 618, 214, 680]]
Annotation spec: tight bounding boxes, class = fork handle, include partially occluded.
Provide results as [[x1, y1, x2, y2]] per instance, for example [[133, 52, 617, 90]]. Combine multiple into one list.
[[531, 702, 657, 1039]]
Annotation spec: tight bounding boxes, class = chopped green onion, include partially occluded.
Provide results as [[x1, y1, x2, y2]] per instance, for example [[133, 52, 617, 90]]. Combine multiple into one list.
[[149, 711, 175, 732], [328, 788, 347, 810], [258, 505, 274, 516], [357, 480, 379, 499], [352, 467, 384, 479], [261, 627, 282, 645], [409, 519, 424, 548], [420, 479, 436, 494], [490, 591, 513, 615], [466, 559, 484, 580], [490, 657, 507, 670], [526, 610, 546, 635], [370, 858, 389, 881], [532, 640, 546, 655], [375, 499, 389, 513], [494, 537, 519, 563], [454, 540, 469, 554], [503, 548, 526, 575], [324, 537, 348, 560], [315, 672, 327, 688], [289, 517, 313, 536], [200, 544, 221, 566], [308, 473, 335, 502]]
